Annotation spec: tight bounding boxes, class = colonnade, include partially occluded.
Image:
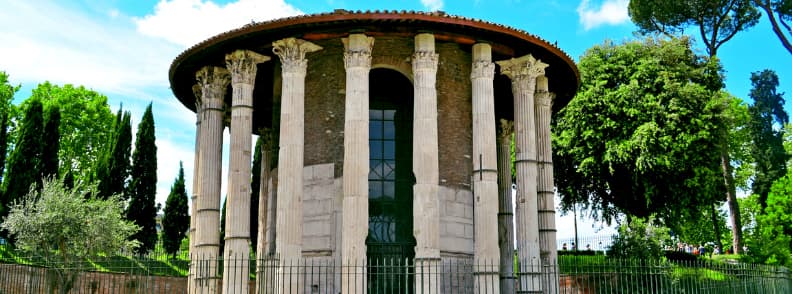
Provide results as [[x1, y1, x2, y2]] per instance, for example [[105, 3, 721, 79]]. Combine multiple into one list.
[[189, 34, 558, 294]]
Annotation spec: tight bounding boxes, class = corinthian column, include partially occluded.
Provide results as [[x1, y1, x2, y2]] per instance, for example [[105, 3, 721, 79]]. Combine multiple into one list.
[[412, 33, 440, 294], [272, 37, 321, 293], [496, 54, 548, 293], [188, 84, 201, 294], [255, 128, 275, 294], [497, 119, 516, 294], [341, 33, 374, 292], [222, 49, 270, 294], [535, 76, 558, 294], [470, 43, 501, 294], [193, 66, 230, 294]]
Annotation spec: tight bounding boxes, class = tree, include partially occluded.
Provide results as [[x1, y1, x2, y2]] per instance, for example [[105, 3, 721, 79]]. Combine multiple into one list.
[[748, 69, 789, 207], [96, 108, 132, 199], [250, 137, 263, 254], [41, 106, 61, 179], [553, 37, 728, 224], [1, 178, 139, 294], [27, 83, 115, 183], [220, 197, 227, 254], [0, 71, 19, 187], [628, 0, 758, 253], [754, 0, 792, 55], [127, 103, 158, 254], [751, 173, 792, 266], [628, 0, 760, 57], [2, 99, 44, 231], [162, 162, 189, 258]]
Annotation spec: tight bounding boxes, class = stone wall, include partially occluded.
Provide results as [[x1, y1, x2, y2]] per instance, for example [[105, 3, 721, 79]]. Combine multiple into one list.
[[439, 185, 475, 255], [302, 163, 340, 256]]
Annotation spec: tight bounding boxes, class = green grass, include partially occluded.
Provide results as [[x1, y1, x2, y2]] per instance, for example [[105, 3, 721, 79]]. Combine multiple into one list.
[[0, 241, 191, 277]]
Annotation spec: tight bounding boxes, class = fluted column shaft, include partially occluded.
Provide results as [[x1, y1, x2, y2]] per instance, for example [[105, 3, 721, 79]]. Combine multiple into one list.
[[188, 84, 202, 294], [471, 43, 501, 294], [497, 120, 516, 294], [256, 130, 274, 258], [341, 34, 374, 291], [223, 50, 270, 294], [497, 54, 548, 293], [412, 33, 440, 294], [194, 66, 230, 294], [535, 76, 558, 294], [255, 129, 274, 294]]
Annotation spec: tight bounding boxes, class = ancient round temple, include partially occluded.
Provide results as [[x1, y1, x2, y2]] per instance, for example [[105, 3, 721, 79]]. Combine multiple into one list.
[[170, 10, 578, 294]]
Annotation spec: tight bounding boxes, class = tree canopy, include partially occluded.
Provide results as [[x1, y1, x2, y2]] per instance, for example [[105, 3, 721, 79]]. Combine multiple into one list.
[[42, 106, 61, 179], [2, 99, 44, 225], [162, 162, 188, 258], [0, 71, 19, 189], [628, 0, 760, 57], [26, 83, 115, 182], [96, 108, 132, 200], [127, 103, 158, 254], [1, 178, 139, 293], [754, 0, 792, 54], [553, 37, 728, 223], [748, 69, 789, 207]]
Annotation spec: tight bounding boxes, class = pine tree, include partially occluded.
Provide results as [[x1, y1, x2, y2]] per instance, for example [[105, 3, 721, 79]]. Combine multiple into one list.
[[162, 162, 189, 258], [97, 109, 132, 199], [249, 137, 263, 254], [127, 103, 158, 254], [41, 106, 61, 179], [1, 99, 44, 242]]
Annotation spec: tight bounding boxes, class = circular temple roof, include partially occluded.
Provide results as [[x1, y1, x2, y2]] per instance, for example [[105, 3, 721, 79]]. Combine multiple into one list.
[[169, 10, 580, 113]]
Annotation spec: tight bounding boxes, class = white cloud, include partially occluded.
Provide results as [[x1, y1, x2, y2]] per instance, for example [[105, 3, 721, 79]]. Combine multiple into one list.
[[577, 0, 629, 30], [134, 0, 303, 47], [420, 0, 444, 11], [0, 1, 180, 95]]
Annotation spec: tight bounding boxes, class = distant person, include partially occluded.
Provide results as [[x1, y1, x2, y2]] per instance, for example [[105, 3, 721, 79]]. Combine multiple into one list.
[[562, 243, 568, 250], [571, 242, 576, 250], [586, 244, 591, 251]]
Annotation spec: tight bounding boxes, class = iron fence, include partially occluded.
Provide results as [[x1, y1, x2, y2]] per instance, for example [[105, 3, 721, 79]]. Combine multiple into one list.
[[1, 254, 790, 293]]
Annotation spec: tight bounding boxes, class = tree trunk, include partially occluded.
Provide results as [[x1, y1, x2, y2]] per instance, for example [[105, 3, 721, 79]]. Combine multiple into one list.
[[721, 150, 743, 254], [710, 203, 723, 251]]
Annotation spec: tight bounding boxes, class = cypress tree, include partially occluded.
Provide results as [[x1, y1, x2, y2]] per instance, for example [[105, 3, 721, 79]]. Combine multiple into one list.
[[127, 103, 158, 254], [162, 162, 189, 258], [0, 71, 20, 201], [220, 197, 227, 254], [249, 137, 263, 254], [0, 112, 8, 187], [1, 99, 44, 242], [41, 106, 61, 179], [748, 69, 789, 207], [98, 109, 132, 199]]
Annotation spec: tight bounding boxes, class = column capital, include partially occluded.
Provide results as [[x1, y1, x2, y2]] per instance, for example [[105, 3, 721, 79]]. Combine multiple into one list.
[[343, 34, 374, 69], [226, 50, 270, 85], [272, 38, 322, 75], [534, 75, 553, 108], [497, 119, 514, 141], [192, 84, 203, 114], [258, 127, 276, 152], [536, 91, 554, 108], [496, 54, 548, 82], [195, 66, 230, 110], [471, 61, 495, 80], [412, 51, 438, 71]]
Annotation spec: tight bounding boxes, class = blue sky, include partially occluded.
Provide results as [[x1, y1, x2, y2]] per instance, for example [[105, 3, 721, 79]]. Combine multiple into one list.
[[1, 0, 790, 239]]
